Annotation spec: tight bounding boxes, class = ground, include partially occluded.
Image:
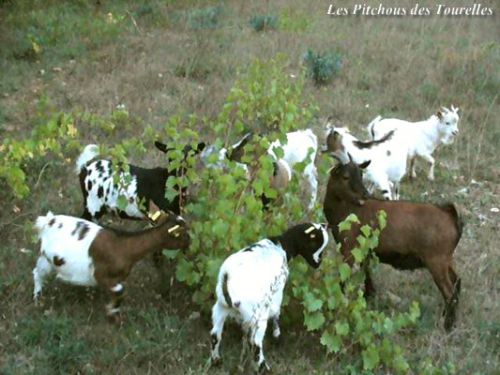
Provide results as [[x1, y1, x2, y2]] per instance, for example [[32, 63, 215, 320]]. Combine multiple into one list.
[[0, 0, 499, 374]]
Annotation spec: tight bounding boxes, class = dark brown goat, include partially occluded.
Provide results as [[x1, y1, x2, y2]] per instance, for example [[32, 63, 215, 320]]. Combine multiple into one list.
[[323, 159, 463, 331]]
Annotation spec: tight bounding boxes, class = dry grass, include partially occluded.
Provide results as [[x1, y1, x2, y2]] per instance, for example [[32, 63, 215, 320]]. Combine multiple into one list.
[[0, 0, 499, 373]]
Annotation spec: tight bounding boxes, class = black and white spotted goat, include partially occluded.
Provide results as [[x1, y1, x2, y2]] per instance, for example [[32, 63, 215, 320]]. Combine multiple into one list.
[[210, 223, 329, 372], [76, 141, 205, 221]]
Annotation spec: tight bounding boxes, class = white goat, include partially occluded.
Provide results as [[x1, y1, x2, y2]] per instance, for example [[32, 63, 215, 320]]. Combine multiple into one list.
[[269, 129, 318, 209], [367, 106, 460, 180], [324, 125, 408, 200], [203, 130, 318, 209], [33, 207, 189, 321], [210, 223, 329, 372]]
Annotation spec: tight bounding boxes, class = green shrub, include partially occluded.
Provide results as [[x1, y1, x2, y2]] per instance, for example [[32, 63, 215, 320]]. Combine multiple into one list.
[[249, 14, 279, 32], [291, 212, 420, 373], [304, 49, 343, 85], [158, 57, 420, 372], [187, 6, 222, 30], [0, 110, 80, 199]]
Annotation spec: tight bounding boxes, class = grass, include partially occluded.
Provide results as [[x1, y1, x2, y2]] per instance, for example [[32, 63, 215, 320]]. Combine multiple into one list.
[[1, 0, 499, 374]]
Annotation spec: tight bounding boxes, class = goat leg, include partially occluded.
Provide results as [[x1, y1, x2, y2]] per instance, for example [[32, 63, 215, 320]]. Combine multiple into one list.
[[106, 282, 125, 324], [444, 277, 461, 331]]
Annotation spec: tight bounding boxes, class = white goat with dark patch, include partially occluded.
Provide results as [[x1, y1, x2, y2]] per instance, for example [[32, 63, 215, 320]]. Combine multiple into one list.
[[76, 142, 205, 221], [366, 106, 460, 180], [210, 223, 329, 373], [203, 130, 318, 209], [324, 125, 408, 200], [33, 206, 190, 321]]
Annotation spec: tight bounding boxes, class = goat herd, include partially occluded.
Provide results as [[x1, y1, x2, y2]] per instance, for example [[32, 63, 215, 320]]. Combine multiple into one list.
[[33, 107, 463, 372]]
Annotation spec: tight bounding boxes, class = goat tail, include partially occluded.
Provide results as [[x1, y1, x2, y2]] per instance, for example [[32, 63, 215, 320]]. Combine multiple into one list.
[[367, 115, 382, 140], [270, 159, 292, 190], [75, 144, 100, 174], [35, 211, 55, 234], [222, 272, 238, 309]]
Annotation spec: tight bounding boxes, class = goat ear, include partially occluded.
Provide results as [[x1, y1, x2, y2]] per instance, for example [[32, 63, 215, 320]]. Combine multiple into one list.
[[195, 142, 206, 152], [452, 105, 459, 114], [359, 160, 371, 169], [154, 141, 170, 153], [436, 111, 443, 120], [228, 133, 252, 162]]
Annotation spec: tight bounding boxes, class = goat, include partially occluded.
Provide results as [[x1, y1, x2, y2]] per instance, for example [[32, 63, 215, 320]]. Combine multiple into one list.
[[210, 223, 329, 372], [366, 106, 460, 180], [323, 125, 407, 200], [76, 141, 205, 221], [32, 205, 190, 321], [323, 156, 463, 331], [208, 130, 318, 209]]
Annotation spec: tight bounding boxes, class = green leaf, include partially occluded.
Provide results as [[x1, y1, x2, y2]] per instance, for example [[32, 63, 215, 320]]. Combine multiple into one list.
[[338, 213, 360, 232], [352, 248, 364, 263], [362, 345, 380, 370], [305, 297, 323, 312], [378, 210, 387, 230], [360, 224, 371, 237], [335, 321, 350, 336], [339, 263, 351, 282], [382, 317, 394, 333], [162, 249, 179, 259], [320, 330, 342, 353], [304, 311, 325, 331], [117, 195, 129, 210], [356, 235, 367, 249]]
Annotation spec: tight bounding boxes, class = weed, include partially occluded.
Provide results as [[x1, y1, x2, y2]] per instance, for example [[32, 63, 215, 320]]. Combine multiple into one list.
[[187, 6, 223, 30], [280, 8, 311, 32], [304, 49, 343, 85], [249, 14, 279, 32]]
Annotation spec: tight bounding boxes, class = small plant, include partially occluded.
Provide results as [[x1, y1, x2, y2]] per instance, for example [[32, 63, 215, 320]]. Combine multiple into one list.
[[187, 6, 222, 30], [304, 49, 343, 85], [280, 8, 311, 32], [249, 15, 278, 32]]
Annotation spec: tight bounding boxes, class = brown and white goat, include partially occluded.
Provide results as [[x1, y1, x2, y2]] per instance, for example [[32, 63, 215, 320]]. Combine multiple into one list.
[[323, 157, 463, 330], [33, 205, 190, 322]]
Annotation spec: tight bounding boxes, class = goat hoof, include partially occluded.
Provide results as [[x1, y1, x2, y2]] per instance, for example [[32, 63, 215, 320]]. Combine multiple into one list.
[[210, 357, 222, 367], [444, 317, 454, 332], [258, 361, 271, 374], [107, 313, 123, 326]]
